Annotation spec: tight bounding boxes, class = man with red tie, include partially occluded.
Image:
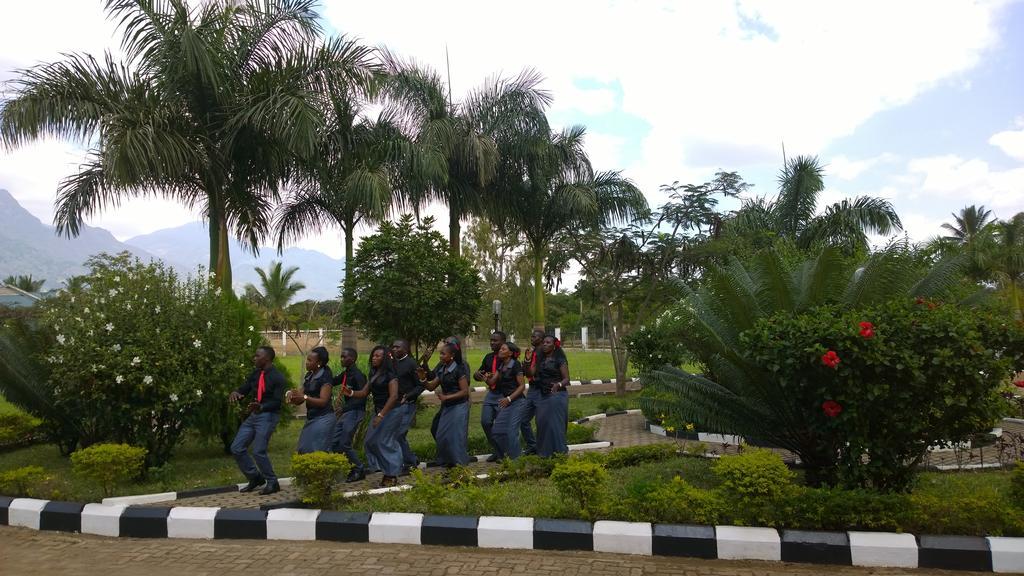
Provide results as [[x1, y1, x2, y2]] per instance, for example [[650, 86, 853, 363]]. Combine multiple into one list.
[[229, 346, 287, 495]]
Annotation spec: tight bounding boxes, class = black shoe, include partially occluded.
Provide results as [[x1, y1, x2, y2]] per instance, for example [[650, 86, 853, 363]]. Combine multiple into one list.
[[399, 465, 413, 476], [379, 475, 398, 488], [239, 476, 265, 492], [485, 453, 499, 463], [523, 447, 537, 456], [259, 481, 280, 495], [345, 469, 366, 483]]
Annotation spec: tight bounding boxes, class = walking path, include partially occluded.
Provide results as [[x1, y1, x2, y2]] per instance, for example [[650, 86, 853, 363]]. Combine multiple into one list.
[[0, 525, 994, 576]]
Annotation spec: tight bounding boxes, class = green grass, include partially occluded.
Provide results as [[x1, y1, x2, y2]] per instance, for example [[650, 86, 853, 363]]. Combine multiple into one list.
[[0, 392, 640, 502], [0, 396, 23, 416], [277, 348, 637, 386]]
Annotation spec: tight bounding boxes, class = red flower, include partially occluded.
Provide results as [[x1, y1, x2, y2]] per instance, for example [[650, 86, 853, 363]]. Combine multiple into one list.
[[858, 321, 875, 339], [915, 297, 925, 305], [821, 350, 841, 369], [822, 400, 843, 417], [1014, 380, 1024, 389]]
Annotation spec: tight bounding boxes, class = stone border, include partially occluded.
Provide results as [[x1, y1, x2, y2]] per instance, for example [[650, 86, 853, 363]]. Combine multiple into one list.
[[3, 497, 1022, 572], [471, 378, 639, 393]]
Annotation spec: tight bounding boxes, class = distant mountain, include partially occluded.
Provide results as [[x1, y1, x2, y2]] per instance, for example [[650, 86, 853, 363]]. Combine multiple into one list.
[[126, 222, 344, 301], [0, 188, 158, 287]]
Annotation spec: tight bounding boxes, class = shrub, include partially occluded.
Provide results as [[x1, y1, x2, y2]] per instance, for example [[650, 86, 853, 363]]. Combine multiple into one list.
[[0, 465, 48, 497], [39, 253, 261, 465], [713, 449, 793, 504], [70, 443, 146, 496], [566, 422, 596, 445], [1010, 462, 1024, 510], [0, 413, 42, 446], [624, 309, 691, 374], [291, 452, 351, 508], [496, 454, 563, 481], [550, 458, 608, 517], [588, 444, 680, 469], [622, 476, 724, 525]]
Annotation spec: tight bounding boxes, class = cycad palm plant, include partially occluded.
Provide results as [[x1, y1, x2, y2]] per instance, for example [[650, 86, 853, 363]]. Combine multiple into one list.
[[0, 0, 375, 290]]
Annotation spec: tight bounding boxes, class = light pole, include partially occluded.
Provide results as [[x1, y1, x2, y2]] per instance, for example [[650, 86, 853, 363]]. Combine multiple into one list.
[[492, 299, 502, 333]]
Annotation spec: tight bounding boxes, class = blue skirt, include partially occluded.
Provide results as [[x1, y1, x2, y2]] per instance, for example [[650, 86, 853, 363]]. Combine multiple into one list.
[[535, 389, 569, 457], [363, 408, 404, 476], [432, 401, 470, 466], [486, 397, 524, 460], [297, 411, 335, 454], [331, 409, 365, 471]]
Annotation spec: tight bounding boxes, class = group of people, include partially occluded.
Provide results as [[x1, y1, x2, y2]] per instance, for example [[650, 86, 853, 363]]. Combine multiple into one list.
[[228, 330, 570, 493]]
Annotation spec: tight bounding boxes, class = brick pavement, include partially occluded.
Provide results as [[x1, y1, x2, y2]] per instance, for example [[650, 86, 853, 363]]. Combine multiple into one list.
[[0, 525, 994, 576]]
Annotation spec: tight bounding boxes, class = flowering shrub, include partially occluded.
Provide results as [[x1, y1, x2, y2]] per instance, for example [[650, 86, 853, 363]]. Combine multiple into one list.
[[39, 253, 260, 466], [624, 308, 692, 374], [742, 299, 1019, 491]]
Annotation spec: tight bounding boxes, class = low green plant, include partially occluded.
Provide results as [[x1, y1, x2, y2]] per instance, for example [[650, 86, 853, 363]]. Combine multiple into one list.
[[621, 476, 724, 525], [566, 422, 596, 445], [70, 443, 146, 496], [0, 413, 41, 445], [550, 458, 608, 517], [291, 452, 351, 508], [602, 444, 679, 469], [713, 448, 793, 504], [0, 465, 48, 497], [496, 454, 564, 481], [1012, 462, 1024, 509]]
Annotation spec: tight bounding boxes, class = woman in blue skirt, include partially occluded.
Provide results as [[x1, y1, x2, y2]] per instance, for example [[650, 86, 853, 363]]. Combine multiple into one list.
[[484, 342, 526, 460], [420, 342, 470, 467], [530, 335, 570, 457], [342, 345, 403, 487], [292, 346, 335, 453]]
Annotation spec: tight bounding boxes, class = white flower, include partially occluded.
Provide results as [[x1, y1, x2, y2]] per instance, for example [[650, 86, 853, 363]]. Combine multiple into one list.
[[47, 355, 57, 364], [154, 305, 161, 314], [70, 296, 75, 303], [155, 327, 160, 334], [105, 323, 114, 332], [113, 276, 121, 283], [215, 287, 222, 296], [84, 307, 90, 314], [131, 356, 141, 366], [115, 375, 124, 384], [169, 393, 179, 402], [75, 317, 83, 323], [209, 271, 217, 279], [125, 302, 132, 310], [246, 339, 252, 346], [99, 297, 105, 304], [189, 310, 194, 316], [87, 330, 94, 337], [112, 344, 121, 352], [248, 325, 254, 332], [206, 320, 212, 329], [195, 389, 203, 398], [56, 334, 66, 345], [143, 375, 153, 385], [109, 288, 117, 297], [193, 339, 202, 348]]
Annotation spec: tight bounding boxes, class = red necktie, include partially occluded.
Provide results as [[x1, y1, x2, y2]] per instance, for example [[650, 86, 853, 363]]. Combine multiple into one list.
[[257, 371, 266, 402], [489, 355, 498, 390], [529, 353, 537, 381], [340, 373, 348, 393]]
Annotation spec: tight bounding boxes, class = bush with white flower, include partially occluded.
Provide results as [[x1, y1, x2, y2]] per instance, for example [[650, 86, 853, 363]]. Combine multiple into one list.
[[623, 308, 692, 375], [39, 252, 261, 466]]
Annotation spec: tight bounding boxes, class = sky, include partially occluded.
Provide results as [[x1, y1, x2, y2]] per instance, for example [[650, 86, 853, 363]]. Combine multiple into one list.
[[1, 0, 1023, 265]]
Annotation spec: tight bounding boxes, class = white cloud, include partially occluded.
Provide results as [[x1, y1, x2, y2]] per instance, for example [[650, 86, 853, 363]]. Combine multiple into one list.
[[582, 132, 627, 172], [827, 153, 897, 181], [904, 154, 1024, 211], [989, 128, 1024, 161]]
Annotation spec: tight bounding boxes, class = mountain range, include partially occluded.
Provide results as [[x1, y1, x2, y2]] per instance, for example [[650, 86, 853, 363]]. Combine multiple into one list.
[[0, 189, 343, 301]]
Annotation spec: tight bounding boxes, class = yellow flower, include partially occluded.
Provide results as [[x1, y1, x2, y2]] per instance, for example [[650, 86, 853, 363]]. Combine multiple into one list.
[[685, 423, 695, 431], [665, 426, 675, 433]]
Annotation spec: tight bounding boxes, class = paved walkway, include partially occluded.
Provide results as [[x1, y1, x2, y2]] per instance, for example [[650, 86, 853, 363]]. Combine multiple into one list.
[[0, 526, 994, 576]]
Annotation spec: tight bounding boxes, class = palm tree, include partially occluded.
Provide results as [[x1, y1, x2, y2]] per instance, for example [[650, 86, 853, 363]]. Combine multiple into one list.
[[382, 52, 551, 257], [986, 213, 1024, 319], [728, 156, 902, 253], [3, 275, 44, 292], [491, 124, 648, 329], [244, 261, 306, 329], [275, 85, 442, 348], [941, 204, 995, 245], [0, 0, 375, 291]]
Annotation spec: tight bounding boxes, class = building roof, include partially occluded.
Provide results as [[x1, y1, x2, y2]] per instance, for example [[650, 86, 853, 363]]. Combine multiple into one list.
[[0, 284, 41, 308]]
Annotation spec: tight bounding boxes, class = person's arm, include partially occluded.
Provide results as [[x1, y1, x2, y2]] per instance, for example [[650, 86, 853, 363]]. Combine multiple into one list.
[[442, 374, 470, 403], [555, 360, 570, 392], [499, 363, 525, 407], [229, 373, 254, 401], [422, 367, 441, 391], [485, 368, 500, 388], [373, 379, 400, 427], [474, 355, 489, 381], [258, 372, 286, 412]]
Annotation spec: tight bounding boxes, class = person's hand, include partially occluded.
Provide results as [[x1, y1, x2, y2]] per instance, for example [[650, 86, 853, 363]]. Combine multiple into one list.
[[474, 369, 485, 381], [373, 413, 383, 427], [435, 391, 446, 403], [246, 402, 260, 414], [499, 396, 511, 408], [228, 391, 243, 402], [416, 366, 428, 381]]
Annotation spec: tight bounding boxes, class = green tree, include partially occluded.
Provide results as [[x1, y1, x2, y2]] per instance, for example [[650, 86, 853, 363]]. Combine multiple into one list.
[[344, 214, 482, 362], [244, 261, 306, 330], [727, 156, 902, 254], [3, 275, 45, 292], [941, 204, 995, 245], [986, 213, 1024, 319], [0, 0, 375, 291], [383, 53, 550, 257], [491, 124, 647, 329]]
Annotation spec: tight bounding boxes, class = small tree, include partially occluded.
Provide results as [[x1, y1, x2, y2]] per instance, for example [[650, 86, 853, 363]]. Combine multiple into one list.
[[3, 274, 45, 293], [344, 215, 482, 362]]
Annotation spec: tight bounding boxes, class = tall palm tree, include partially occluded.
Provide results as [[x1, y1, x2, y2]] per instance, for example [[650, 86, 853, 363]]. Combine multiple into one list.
[[728, 156, 902, 253], [941, 204, 995, 245], [275, 84, 441, 348], [3, 275, 45, 293], [986, 213, 1024, 319], [382, 52, 551, 257], [0, 0, 375, 291], [244, 261, 306, 329], [491, 124, 648, 329]]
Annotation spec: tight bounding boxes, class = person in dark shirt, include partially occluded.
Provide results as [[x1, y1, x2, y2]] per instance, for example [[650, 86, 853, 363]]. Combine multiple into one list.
[[291, 346, 334, 454], [345, 345, 402, 487], [533, 335, 570, 457], [420, 342, 470, 467], [228, 345, 287, 495], [390, 339, 423, 473], [519, 329, 545, 455], [484, 342, 527, 460], [331, 347, 368, 482], [475, 331, 506, 461]]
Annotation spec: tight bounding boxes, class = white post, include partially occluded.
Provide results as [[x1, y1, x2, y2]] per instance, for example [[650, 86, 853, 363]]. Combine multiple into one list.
[[318, 328, 324, 346], [582, 326, 588, 351], [554, 327, 561, 342], [281, 331, 286, 356], [509, 334, 515, 343]]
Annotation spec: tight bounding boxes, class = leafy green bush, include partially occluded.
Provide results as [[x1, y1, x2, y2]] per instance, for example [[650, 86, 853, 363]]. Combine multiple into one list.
[[1010, 462, 1024, 510], [550, 459, 608, 517], [70, 443, 146, 496], [496, 454, 564, 481], [619, 476, 724, 525], [583, 443, 680, 469], [39, 253, 261, 465], [713, 449, 793, 504], [291, 452, 351, 508], [0, 413, 41, 445], [0, 465, 49, 497], [624, 309, 691, 374], [567, 422, 596, 445]]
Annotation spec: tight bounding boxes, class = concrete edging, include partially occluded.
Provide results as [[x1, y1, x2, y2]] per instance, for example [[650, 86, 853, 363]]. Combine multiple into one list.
[[3, 498, 1022, 572]]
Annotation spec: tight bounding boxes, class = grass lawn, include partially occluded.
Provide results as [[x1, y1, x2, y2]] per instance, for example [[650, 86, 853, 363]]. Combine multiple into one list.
[[0, 392, 639, 502], [276, 348, 637, 385]]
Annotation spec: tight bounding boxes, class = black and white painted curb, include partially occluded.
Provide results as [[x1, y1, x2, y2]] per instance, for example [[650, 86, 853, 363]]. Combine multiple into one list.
[[2, 497, 1022, 572], [471, 378, 639, 393]]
